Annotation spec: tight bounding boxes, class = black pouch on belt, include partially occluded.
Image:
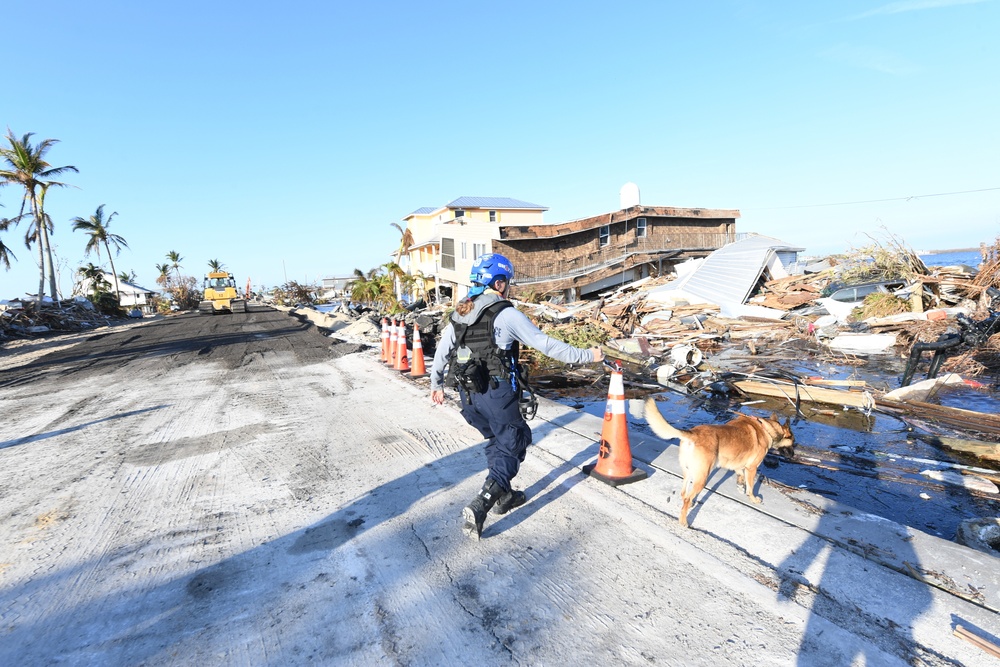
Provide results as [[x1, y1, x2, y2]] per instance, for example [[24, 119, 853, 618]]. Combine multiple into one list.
[[454, 345, 488, 394]]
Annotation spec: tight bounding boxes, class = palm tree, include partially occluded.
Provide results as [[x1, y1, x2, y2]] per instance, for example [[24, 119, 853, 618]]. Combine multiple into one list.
[[0, 215, 16, 270], [166, 250, 183, 280], [399, 272, 417, 302], [382, 261, 407, 303], [410, 269, 428, 301], [77, 262, 110, 299], [389, 222, 415, 301], [72, 205, 128, 305], [350, 267, 382, 307], [21, 185, 60, 297], [118, 270, 136, 285], [155, 263, 171, 288], [207, 258, 224, 272], [0, 131, 78, 303], [390, 222, 414, 264]]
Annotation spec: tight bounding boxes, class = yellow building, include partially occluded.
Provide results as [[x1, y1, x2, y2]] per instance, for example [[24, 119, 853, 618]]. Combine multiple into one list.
[[401, 196, 547, 302]]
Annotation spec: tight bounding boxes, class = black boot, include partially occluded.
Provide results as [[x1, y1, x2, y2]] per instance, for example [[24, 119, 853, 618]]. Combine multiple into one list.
[[492, 490, 526, 515], [463, 479, 504, 540]]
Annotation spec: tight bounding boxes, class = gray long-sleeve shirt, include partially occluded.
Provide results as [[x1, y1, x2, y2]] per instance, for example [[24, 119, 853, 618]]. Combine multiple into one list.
[[430, 293, 594, 390]]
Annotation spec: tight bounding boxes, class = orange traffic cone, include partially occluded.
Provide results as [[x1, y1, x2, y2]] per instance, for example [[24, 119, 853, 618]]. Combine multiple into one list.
[[380, 318, 390, 363], [387, 318, 398, 365], [395, 321, 410, 372], [409, 323, 428, 378], [583, 368, 648, 486]]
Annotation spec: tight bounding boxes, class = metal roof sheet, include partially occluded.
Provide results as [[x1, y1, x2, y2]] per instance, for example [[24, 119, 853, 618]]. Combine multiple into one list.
[[446, 196, 547, 210], [652, 234, 800, 310], [409, 207, 437, 215]]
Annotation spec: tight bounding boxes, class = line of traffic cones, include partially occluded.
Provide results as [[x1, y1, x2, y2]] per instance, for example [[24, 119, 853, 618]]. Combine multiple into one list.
[[582, 366, 647, 486], [381, 317, 428, 378]]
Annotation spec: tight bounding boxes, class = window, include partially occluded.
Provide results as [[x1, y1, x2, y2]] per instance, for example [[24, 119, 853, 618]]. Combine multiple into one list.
[[599, 225, 610, 247], [460, 241, 467, 260], [454, 209, 465, 219], [441, 238, 455, 270], [489, 210, 497, 222], [636, 217, 647, 238], [473, 242, 486, 258]]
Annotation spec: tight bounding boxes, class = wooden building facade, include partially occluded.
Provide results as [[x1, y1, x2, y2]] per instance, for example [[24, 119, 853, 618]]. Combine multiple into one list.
[[495, 205, 739, 298]]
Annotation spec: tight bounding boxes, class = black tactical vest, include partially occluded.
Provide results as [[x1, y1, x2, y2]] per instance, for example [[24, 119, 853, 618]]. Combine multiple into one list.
[[446, 300, 519, 393]]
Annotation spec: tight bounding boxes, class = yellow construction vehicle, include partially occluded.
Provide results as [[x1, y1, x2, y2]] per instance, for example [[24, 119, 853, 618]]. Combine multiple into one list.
[[198, 271, 247, 314]]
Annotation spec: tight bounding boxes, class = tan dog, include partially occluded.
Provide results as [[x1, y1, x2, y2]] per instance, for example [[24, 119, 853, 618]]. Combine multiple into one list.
[[644, 398, 795, 528]]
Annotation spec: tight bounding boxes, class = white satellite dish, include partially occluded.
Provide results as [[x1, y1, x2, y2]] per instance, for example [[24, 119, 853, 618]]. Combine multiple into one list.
[[620, 182, 640, 209]]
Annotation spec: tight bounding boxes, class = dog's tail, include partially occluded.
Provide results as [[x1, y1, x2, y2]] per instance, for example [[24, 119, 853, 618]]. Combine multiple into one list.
[[644, 398, 686, 441]]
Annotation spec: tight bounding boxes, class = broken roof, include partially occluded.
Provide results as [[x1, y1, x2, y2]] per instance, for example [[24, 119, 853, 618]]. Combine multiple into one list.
[[500, 205, 740, 240], [647, 234, 801, 317]]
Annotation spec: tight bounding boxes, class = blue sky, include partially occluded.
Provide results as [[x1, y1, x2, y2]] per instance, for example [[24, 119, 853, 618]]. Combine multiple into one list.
[[3, 0, 998, 297]]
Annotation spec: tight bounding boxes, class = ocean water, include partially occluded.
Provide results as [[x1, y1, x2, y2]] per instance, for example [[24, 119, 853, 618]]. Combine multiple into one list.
[[919, 249, 982, 268]]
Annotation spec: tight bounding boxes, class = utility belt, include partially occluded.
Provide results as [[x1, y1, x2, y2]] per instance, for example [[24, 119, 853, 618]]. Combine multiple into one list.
[[453, 359, 502, 395], [457, 363, 538, 421]]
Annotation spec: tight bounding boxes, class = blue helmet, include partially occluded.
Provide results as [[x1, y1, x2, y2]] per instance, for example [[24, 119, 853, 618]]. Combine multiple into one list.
[[470, 253, 514, 287]]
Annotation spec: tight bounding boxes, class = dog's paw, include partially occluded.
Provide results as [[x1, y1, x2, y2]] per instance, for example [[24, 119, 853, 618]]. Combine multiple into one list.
[[751, 495, 763, 504]]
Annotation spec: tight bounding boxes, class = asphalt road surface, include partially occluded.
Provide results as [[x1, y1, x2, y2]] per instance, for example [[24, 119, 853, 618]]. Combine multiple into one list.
[[0, 310, 993, 665]]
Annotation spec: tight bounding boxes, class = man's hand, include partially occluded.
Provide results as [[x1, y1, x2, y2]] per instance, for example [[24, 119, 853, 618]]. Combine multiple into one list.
[[431, 389, 445, 404], [591, 346, 604, 363]]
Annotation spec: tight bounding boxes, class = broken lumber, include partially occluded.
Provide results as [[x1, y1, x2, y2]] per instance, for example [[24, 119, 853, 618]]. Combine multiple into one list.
[[876, 399, 1000, 438], [954, 625, 1000, 659], [912, 434, 1000, 464], [733, 379, 874, 409], [802, 377, 869, 389]]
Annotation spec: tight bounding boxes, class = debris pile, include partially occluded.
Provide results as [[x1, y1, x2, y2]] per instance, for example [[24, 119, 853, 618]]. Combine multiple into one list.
[[345, 240, 999, 401], [0, 298, 130, 341]]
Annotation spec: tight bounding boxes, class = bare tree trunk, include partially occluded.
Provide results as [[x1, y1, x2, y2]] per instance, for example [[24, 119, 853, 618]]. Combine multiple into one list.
[[30, 196, 45, 305], [35, 233, 45, 304], [106, 240, 121, 308], [36, 186, 60, 305], [41, 222, 59, 304]]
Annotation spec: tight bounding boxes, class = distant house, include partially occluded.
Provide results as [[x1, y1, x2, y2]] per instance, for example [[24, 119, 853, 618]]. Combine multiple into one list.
[[321, 276, 355, 300], [73, 272, 159, 314]]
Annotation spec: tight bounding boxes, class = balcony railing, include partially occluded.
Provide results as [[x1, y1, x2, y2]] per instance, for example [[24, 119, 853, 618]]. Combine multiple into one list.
[[514, 232, 732, 285]]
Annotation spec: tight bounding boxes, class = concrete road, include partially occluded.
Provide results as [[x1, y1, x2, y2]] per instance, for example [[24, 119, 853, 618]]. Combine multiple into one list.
[[0, 309, 996, 665]]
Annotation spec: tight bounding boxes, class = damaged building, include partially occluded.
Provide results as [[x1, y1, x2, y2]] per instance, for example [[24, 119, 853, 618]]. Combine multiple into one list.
[[401, 185, 742, 303]]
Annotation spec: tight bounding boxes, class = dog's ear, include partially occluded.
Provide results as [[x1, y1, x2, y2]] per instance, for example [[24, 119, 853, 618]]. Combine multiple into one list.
[[769, 412, 779, 421]]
